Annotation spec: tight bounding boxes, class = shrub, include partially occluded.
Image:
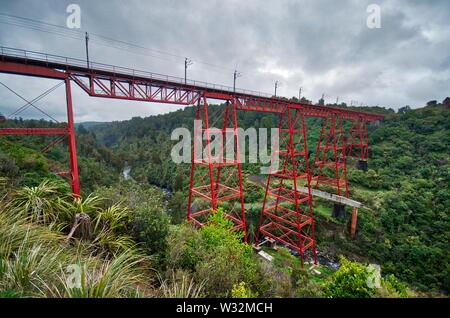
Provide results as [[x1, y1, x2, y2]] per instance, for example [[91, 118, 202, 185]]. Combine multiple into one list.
[[131, 205, 170, 265], [159, 270, 205, 298], [324, 257, 375, 298], [231, 282, 257, 298], [166, 222, 201, 270], [50, 249, 152, 298], [11, 180, 69, 226], [294, 269, 324, 298], [379, 274, 408, 298], [167, 191, 186, 224], [166, 210, 259, 297], [193, 210, 258, 297]]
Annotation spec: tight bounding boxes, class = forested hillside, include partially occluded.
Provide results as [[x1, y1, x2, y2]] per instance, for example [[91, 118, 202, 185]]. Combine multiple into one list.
[[88, 103, 449, 293], [0, 119, 123, 195], [0, 102, 448, 296]]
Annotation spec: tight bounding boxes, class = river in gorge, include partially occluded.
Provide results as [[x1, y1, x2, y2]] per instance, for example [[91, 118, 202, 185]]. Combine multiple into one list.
[[122, 165, 172, 198]]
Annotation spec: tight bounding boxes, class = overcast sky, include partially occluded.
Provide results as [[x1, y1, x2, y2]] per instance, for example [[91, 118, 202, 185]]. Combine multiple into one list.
[[0, 0, 449, 122]]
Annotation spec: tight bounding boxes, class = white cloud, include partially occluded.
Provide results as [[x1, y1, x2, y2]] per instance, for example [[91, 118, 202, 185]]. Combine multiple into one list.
[[0, 0, 449, 121]]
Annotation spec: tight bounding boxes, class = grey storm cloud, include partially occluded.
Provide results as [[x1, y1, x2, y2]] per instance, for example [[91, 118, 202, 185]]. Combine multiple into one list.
[[0, 0, 449, 122]]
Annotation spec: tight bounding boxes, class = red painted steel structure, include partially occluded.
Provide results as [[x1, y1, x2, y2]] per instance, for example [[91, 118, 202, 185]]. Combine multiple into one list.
[[0, 127, 68, 135], [312, 112, 349, 198], [346, 116, 369, 161], [0, 47, 384, 264], [0, 74, 80, 196], [187, 95, 247, 236], [258, 106, 317, 265], [0, 48, 384, 121]]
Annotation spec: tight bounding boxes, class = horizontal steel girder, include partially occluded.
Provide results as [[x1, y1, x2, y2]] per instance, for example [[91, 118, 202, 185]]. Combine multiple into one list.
[[0, 128, 69, 135]]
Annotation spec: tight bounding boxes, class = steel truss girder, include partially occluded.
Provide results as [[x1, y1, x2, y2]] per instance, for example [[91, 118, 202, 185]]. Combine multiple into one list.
[[0, 128, 68, 135], [0, 49, 384, 121], [69, 72, 201, 105]]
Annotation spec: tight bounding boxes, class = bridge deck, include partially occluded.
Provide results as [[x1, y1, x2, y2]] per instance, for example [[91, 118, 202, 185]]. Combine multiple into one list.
[[0, 46, 384, 121]]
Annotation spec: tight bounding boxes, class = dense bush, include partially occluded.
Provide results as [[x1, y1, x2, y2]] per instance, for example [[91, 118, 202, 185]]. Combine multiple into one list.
[[95, 180, 171, 264], [167, 191, 186, 224], [0, 180, 153, 298], [324, 257, 409, 298], [167, 210, 259, 297], [324, 257, 376, 298], [132, 205, 170, 265], [2, 102, 448, 296]]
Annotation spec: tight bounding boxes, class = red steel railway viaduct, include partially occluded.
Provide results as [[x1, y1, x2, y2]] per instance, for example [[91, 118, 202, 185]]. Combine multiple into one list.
[[0, 47, 383, 265]]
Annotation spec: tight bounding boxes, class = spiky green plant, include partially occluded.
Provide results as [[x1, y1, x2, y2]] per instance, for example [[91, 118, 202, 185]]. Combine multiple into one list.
[[0, 215, 67, 297], [159, 271, 205, 298], [2, 242, 63, 295], [90, 202, 134, 255], [50, 249, 152, 298], [68, 194, 103, 219], [94, 203, 130, 234], [0, 201, 62, 260], [92, 229, 135, 255], [11, 180, 67, 225]]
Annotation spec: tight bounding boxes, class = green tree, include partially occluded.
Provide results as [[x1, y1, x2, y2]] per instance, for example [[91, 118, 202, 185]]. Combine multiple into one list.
[[167, 191, 186, 224], [167, 210, 258, 297], [324, 257, 375, 298]]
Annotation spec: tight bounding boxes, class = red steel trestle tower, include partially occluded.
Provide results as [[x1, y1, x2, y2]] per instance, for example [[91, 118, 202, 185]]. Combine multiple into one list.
[[258, 106, 317, 266], [346, 116, 369, 170], [312, 112, 349, 198], [187, 94, 247, 238]]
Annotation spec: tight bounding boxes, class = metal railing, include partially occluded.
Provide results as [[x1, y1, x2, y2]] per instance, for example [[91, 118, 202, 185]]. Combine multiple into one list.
[[0, 46, 273, 98]]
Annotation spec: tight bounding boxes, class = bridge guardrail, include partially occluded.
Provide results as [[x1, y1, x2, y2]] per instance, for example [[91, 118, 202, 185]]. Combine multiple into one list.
[[0, 46, 273, 98]]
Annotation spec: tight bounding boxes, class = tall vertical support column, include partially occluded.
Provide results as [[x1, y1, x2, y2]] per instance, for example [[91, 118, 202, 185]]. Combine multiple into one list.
[[350, 207, 358, 239], [346, 116, 369, 170], [312, 112, 349, 198], [257, 106, 317, 266], [187, 94, 246, 238], [65, 77, 80, 196]]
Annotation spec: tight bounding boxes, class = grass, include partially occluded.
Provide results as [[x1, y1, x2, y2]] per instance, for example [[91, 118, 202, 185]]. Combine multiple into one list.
[[0, 180, 156, 298], [312, 203, 337, 222], [11, 179, 68, 225], [309, 265, 335, 285], [49, 249, 152, 298], [159, 271, 206, 298]]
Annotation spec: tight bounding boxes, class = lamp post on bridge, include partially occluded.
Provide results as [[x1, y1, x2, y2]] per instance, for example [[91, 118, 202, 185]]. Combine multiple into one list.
[[233, 70, 242, 93], [85, 32, 90, 69], [274, 81, 281, 97], [185, 58, 193, 85]]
